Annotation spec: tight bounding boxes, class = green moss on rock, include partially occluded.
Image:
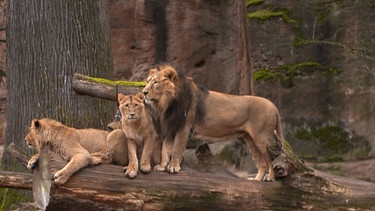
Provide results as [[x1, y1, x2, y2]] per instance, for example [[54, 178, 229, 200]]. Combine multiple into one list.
[[254, 61, 341, 88]]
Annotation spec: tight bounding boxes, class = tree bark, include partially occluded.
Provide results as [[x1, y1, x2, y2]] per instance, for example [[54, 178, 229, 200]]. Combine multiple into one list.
[[3, 143, 375, 211], [236, 0, 253, 95], [72, 73, 145, 101], [0, 171, 32, 190], [5, 0, 114, 168]]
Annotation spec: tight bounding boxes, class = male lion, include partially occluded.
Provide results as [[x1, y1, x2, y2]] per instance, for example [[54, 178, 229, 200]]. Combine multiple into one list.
[[118, 93, 160, 179], [25, 118, 127, 184], [142, 65, 285, 181]]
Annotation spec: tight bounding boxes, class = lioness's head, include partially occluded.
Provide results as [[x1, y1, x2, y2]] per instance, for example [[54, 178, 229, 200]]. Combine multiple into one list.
[[25, 119, 42, 149], [118, 93, 146, 123], [142, 65, 178, 108]]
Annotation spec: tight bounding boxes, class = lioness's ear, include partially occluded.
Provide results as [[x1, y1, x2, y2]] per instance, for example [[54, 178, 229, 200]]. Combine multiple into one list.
[[162, 66, 177, 81], [32, 119, 40, 128], [136, 92, 145, 102], [118, 94, 127, 104]]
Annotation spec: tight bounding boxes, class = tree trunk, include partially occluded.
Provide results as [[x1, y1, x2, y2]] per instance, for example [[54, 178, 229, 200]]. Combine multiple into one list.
[[5, 0, 114, 166], [236, 0, 253, 95]]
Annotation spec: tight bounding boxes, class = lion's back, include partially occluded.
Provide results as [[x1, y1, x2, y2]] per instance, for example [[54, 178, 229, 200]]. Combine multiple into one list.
[[36, 118, 108, 153], [76, 128, 109, 153]]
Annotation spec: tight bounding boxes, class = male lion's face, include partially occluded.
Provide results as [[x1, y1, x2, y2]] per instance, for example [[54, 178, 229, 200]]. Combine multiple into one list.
[[118, 93, 145, 122], [25, 119, 41, 149], [142, 66, 177, 105]]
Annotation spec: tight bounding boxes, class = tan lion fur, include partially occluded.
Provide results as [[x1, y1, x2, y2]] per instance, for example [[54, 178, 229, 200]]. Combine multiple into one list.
[[118, 93, 161, 179], [143, 65, 285, 181], [25, 118, 127, 184]]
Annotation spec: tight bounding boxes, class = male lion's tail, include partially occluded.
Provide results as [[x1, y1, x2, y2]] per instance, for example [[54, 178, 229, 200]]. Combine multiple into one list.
[[275, 111, 285, 149]]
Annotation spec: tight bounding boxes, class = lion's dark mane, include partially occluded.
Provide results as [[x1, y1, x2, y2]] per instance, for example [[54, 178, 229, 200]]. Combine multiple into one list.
[[163, 71, 192, 140], [149, 70, 207, 141]]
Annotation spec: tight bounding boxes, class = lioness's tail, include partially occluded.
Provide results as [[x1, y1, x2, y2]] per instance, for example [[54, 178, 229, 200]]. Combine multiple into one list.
[[275, 111, 285, 148]]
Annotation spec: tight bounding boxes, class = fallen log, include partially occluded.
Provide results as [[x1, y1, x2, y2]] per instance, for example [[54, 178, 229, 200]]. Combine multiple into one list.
[[3, 142, 375, 210], [0, 143, 33, 189], [0, 171, 32, 189], [72, 73, 146, 101]]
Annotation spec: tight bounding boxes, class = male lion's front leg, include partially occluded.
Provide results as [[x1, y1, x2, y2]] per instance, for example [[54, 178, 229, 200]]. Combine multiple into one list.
[[27, 153, 40, 170], [167, 129, 190, 173], [154, 138, 173, 172], [124, 140, 138, 179]]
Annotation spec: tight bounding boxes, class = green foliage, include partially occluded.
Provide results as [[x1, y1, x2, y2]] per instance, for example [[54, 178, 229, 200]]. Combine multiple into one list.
[[247, 7, 298, 24], [0, 188, 28, 210], [246, 0, 264, 7], [292, 121, 371, 161], [253, 61, 341, 88]]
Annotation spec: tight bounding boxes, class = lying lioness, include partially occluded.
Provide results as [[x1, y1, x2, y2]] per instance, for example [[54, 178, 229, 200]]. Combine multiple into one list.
[[25, 118, 127, 184]]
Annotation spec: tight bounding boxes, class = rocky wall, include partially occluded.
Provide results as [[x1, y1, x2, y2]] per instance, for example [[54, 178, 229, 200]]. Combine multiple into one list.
[[249, 0, 375, 160], [109, 0, 250, 94]]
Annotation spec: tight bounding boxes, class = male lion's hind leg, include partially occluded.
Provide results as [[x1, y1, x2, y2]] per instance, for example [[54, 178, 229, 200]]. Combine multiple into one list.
[[242, 136, 268, 182], [253, 135, 276, 182], [54, 153, 92, 185], [27, 153, 40, 170]]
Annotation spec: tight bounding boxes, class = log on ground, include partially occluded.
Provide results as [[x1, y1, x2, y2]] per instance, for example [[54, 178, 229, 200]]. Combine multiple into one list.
[[31, 148, 375, 211], [2, 143, 375, 210], [0, 171, 32, 189]]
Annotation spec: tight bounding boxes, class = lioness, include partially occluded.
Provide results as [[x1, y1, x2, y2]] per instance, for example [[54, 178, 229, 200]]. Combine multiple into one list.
[[118, 93, 160, 178], [143, 65, 285, 181], [25, 118, 127, 184]]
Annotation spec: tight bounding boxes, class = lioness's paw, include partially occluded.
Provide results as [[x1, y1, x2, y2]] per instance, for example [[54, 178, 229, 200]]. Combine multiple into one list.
[[27, 157, 39, 170], [140, 164, 151, 174], [124, 166, 138, 179], [54, 170, 69, 185], [91, 154, 103, 165], [154, 164, 166, 172], [167, 164, 181, 174]]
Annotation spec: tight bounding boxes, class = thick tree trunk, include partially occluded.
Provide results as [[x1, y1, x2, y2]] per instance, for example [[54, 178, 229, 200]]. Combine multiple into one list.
[[5, 0, 114, 168]]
